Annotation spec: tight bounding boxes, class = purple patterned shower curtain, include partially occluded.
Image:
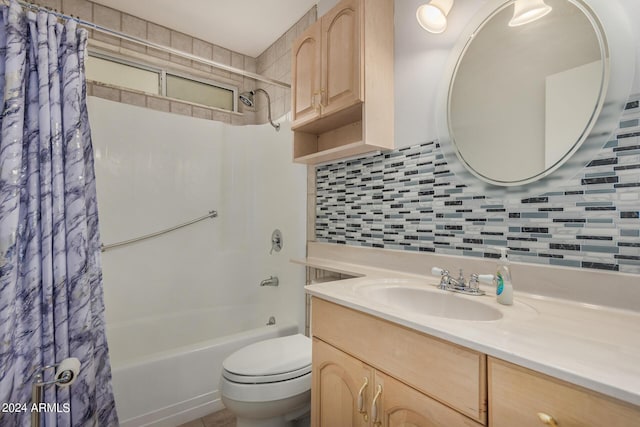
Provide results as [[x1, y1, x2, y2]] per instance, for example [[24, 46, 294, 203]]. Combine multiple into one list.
[[0, 1, 118, 425]]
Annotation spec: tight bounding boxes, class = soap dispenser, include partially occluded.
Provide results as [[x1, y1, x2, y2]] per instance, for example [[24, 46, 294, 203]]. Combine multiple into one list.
[[494, 247, 513, 306]]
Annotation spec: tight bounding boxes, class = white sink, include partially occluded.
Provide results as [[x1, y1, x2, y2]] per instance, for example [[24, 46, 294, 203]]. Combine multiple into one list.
[[355, 280, 503, 321]]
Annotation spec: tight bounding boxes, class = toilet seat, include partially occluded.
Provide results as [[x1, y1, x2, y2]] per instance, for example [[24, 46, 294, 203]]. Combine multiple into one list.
[[222, 334, 311, 385], [220, 334, 312, 403], [223, 364, 311, 384], [221, 370, 311, 403]]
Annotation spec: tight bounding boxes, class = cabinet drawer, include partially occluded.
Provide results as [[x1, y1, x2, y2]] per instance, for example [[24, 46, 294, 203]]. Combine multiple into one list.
[[489, 357, 640, 427], [312, 298, 487, 424]]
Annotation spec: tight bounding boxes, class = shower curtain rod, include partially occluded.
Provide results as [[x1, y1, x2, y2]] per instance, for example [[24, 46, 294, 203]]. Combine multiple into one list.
[[100, 210, 218, 252], [10, 0, 291, 89]]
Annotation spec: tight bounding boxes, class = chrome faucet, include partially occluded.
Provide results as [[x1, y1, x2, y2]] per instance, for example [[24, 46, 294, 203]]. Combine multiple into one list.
[[431, 267, 486, 296], [260, 276, 279, 287]]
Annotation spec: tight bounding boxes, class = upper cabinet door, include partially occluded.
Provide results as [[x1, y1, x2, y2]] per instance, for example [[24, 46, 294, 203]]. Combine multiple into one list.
[[321, 0, 362, 117], [292, 23, 322, 126]]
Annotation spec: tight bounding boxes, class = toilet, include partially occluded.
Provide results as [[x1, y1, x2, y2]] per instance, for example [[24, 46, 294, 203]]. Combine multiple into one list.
[[220, 334, 312, 427]]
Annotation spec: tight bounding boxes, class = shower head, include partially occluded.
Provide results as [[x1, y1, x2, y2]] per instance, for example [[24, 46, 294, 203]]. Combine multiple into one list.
[[238, 89, 280, 131], [239, 91, 255, 107]]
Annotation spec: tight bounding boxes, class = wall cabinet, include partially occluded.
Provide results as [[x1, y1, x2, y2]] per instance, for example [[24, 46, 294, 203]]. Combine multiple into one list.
[[311, 298, 486, 427], [291, 0, 393, 164], [292, 0, 361, 126]]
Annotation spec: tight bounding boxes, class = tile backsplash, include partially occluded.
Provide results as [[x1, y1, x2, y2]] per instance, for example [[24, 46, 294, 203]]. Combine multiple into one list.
[[316, 96, 640, 274]]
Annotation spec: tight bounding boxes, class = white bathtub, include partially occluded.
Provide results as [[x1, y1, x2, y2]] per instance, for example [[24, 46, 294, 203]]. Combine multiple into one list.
[[107, 306, 298, 427], [91, 98, 307, 426]]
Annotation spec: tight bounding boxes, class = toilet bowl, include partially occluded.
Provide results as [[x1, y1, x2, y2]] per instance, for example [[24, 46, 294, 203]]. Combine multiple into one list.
[[220, 334, 312, 427]]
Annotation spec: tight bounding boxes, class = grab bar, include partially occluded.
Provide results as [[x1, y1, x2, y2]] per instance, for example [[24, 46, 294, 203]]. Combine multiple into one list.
[[100, 210, 218, 252]]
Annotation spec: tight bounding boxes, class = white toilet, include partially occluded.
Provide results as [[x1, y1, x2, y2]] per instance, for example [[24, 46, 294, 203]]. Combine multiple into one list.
[[220, 334, 312, 427]]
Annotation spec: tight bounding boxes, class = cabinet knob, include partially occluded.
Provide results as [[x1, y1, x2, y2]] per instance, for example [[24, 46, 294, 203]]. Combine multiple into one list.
[[371, 384, 383, 426], [537, 412, 559, 426], [357, 377, 368, 421]]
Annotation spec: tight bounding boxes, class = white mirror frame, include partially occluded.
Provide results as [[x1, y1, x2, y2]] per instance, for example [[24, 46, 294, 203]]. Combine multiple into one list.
[[436, 0, 635, 198]]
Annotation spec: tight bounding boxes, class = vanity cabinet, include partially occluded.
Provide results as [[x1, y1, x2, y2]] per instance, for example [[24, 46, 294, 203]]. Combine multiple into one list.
[[313, 338, 483, 427], [488, 357, 640, 427], [291, 0, 393, 164], [311, 297, 487, 426]]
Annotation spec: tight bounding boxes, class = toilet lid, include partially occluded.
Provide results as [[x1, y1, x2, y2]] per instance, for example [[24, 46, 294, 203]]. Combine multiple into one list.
[[223, 334, 311, 383]]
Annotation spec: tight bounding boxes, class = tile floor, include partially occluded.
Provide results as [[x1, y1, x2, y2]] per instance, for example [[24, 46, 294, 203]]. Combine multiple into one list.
[[177, 408, 236, 427]]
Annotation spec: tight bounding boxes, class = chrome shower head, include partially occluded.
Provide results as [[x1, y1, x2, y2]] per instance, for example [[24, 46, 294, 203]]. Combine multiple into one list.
[[238, 89, 280, 131], [238, 91, 255, 107]]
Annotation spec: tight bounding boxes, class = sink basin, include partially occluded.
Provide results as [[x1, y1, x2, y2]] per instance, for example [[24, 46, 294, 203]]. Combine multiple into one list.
[[356, 281, 503, 321]]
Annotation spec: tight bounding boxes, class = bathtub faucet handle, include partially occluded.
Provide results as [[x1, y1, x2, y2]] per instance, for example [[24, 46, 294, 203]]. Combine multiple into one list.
[[270, 229, 283, 254]]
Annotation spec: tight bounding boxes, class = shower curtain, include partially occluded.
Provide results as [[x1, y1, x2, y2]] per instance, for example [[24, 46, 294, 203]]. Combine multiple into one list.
[[0, 1, 118, 426]]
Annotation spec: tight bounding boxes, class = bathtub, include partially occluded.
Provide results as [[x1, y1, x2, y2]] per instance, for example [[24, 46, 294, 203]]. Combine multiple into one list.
[[107, 305, 299, 427]]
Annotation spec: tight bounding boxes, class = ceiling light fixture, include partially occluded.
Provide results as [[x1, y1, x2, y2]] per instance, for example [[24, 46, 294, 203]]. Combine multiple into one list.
[[416, 0, 454, 34], [508, 0, 552, 27]]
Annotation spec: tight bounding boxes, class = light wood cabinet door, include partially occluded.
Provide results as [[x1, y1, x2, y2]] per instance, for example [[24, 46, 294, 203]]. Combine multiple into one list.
[[292, 22, 322, 126], [375, 371, 484, 427], [489, 357, 640, 427], [312, 338, 372, 427], [320, 0, 362, 117]]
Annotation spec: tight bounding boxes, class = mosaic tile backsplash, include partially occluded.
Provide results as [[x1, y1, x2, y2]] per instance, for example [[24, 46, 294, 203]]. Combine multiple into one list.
[[316, 97, 640, 274]]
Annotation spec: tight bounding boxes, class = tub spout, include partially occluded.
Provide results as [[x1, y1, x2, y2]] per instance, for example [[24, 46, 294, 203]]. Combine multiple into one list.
[[260, 276, 279, 287]]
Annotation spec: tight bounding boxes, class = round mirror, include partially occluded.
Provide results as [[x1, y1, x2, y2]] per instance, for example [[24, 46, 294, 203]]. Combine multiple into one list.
[[437, 0, 634, 195]]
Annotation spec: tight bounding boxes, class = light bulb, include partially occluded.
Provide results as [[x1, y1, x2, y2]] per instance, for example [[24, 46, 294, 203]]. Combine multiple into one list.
[[509, 0, 552, 27], [416, 0, 454, 34]]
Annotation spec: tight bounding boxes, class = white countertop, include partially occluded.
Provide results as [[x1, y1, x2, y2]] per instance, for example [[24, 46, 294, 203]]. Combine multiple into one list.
[[299, 257, 640, 407]]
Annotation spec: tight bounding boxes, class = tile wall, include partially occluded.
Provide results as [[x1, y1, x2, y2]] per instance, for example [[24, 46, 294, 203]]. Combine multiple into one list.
[[31, 0, 316, 125], [314, 97, 640, 275]]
